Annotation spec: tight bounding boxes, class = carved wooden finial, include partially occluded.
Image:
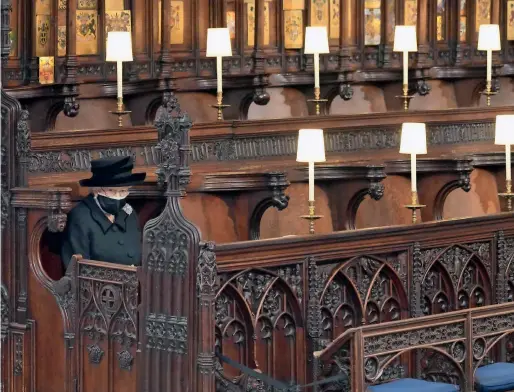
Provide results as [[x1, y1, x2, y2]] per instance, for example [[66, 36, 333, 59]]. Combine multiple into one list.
[[154, 91, 192, 196]]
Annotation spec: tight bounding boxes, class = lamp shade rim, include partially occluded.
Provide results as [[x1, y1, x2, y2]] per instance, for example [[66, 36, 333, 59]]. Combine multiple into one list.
[[393, 25, 418, 52], [206, 28, 233, 57], [495, 115, 514, 145], [106, 31, 133, 62], [296, 129, 326, 162], [304, 26, 330, 54], [400, 122, 427, 154], [477, 24, 501, 51]]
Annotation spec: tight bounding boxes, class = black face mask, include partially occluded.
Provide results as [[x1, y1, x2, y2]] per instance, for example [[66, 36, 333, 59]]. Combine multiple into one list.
[[97, 195, 127, 216]]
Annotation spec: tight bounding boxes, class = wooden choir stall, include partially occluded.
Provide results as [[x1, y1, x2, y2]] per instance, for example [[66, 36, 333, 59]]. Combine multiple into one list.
[[3, 0, 514, 390], [4, 95, 514, 391]]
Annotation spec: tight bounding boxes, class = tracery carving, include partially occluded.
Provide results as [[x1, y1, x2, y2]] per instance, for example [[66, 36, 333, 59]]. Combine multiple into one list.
[[79, 264, 138, 284], [421, 245, 491, 315], [364, 322, 465, 355], [278, 264, 302, 302], [145, 313, 188, 354], [496, 231, 509, 303], [145, 221, 188, 276], [197, 241, 218, 298], [307, 257, 322, 344], [13, 334, 23, 376], [412, 243, 423, 317], [15, 109, 30, 158], [78, 265, 138, 369], [0, 105, 9, 229], [320, 256, 407, 342], [418, 349, 462, 386], [215, 266, 303, 388], [154, 91, 192, 193], [1, 282, 8, 326], [499, 233, 514, 304]]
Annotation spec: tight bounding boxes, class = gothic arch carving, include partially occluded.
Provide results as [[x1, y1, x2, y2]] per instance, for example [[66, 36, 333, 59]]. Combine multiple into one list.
[[216, 267, 304, 385], [320, 271, 362, 342], [421, 245, 492, 315], [365, 346, 465, 389], [433, 177, 472, 220], [328, 255, 408, 322]]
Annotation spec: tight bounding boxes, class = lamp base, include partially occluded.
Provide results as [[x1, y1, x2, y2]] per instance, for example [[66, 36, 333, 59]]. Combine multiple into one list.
[[109, 98, 131, 127], [307, 87, 328, 116], [404, 191, 425, 224], [300, 201, 323, 234], [395, 85, 415, 111], [211, 91, 230, 120], [499, 180, 514, 212], [481, 83, 497, 107]]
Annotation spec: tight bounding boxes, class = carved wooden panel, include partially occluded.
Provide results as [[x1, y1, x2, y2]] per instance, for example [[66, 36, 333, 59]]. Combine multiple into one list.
[[76, 260, 138, 392], [417, 243, 492, 317], [215, 265, 305, 390], [317, 254, 408, 345]]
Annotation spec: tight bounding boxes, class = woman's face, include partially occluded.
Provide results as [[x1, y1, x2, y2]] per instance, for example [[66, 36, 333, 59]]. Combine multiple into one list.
[[94, 187, 130, 199]]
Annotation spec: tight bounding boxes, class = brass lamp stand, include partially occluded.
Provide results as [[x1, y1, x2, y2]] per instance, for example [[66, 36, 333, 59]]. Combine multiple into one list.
[[307, 87, 328, 116], [499, 180, 514, 212], [395, 84, 415, 111], [109, 97, 131, 127], [211, 91, 230, 121], [481, 80, 497, 107], [300, 201, 323, 234], [405, 191, 425, 224]]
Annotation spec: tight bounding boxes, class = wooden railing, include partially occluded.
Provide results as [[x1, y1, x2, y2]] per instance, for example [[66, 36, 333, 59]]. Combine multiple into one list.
[[213, 213, 514, 390], [315, 301, 514, 391]]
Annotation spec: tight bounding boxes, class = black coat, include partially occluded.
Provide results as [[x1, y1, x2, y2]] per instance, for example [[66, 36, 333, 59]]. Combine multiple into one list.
[[61, 194, 142, 268]]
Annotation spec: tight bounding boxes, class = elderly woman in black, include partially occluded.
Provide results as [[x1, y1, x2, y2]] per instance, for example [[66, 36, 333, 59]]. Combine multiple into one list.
[[61, 156, 146, 268]]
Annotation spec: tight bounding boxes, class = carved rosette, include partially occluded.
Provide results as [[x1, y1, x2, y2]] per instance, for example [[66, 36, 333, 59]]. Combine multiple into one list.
[[339, 83, 354, 101], [368, 182, 384, 201], [48, 211, 67, 233]]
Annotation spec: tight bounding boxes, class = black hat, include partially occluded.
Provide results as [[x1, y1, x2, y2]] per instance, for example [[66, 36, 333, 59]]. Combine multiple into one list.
[[79, 156, 146, 187]]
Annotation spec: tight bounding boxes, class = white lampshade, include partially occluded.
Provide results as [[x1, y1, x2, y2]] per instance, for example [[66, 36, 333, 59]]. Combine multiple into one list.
[[495, 115, 514, 145], [393, 26, 417, 52], [304, 26, 329, 54], [478, 24, 501, 51], [400, 123, 427, 154], [206, 28, 232, 57], [297, 129, 326, 162], [106, 32, 133, 62]]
